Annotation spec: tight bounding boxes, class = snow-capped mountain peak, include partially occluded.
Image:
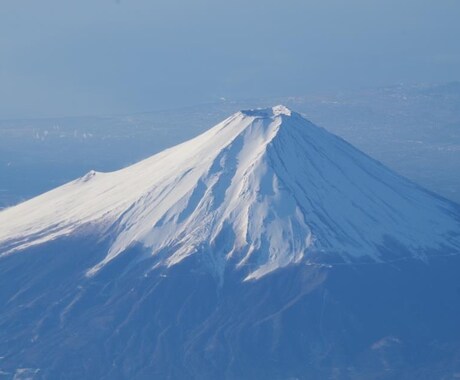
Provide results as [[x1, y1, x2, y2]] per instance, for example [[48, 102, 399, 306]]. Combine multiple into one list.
[[0, 106, 459, 281], [242, 104, 292, 117]]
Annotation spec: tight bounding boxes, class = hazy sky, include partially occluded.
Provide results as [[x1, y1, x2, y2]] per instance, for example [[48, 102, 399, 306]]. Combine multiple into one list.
[[1, 0, 459, 118]]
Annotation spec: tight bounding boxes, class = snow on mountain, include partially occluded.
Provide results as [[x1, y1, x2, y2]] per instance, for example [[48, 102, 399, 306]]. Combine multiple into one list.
[[0, 105, 459, 280]]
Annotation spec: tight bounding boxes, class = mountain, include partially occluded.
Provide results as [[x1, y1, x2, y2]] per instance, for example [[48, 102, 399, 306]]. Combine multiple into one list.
[[0, 106, 460, 379]]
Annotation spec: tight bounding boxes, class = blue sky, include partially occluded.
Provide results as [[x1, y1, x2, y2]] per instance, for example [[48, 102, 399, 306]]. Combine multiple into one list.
[[1, 0, 459, 118]]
